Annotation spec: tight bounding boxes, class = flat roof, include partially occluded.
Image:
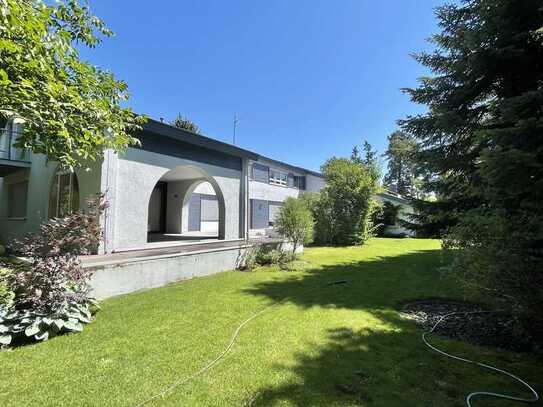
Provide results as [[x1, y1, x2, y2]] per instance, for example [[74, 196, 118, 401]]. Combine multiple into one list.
[[141, 119, 324, 178]]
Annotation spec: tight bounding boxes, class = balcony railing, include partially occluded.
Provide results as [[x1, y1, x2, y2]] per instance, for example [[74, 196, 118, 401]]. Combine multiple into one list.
[[0, 129, 30, 162]]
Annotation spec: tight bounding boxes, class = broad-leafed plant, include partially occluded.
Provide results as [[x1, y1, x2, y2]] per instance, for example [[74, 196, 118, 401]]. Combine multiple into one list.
[[0, 194, 106, 346]]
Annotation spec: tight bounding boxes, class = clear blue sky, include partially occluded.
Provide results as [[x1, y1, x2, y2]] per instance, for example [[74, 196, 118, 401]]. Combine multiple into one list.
[[81, 1, 443, 172]]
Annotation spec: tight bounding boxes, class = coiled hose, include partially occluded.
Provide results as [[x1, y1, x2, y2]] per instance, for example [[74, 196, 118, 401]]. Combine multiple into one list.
[[422, 310, 540, 406]]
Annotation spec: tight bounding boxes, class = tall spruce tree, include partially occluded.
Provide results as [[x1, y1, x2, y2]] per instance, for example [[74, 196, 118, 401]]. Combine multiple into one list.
[[351, 140, 381, 184], [383, 131, 417, 196], [400, 0, 543, 333]]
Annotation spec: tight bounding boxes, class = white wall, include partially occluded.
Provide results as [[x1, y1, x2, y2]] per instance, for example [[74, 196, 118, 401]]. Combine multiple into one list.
[[0, 154, 102, 244], [112, 148, 242, 250], [193, 182, 215, 195], [249, 178, 300, 202]]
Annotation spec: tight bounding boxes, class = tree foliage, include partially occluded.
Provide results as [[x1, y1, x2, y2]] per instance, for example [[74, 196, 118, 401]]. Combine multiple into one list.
[[274, 197, 314, 254], [351, 140, 381, 184], [313, 157, 380, 246], [400, 0, 543, 328], [171, 113, 200, 134], [383, 131, 417, 197], [0, 0, 146, 169]]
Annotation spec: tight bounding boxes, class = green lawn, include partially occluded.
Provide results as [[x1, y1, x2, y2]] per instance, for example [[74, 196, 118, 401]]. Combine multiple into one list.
[[1, 238, 541, 406]]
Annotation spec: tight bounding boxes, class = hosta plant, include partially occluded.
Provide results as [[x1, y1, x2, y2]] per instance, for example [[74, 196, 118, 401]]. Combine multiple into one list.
[[0, 194, 107, 347], [0, 299, 98, 346]]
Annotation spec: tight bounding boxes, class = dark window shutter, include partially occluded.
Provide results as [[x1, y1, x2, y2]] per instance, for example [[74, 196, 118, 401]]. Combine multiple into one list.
[[250, 199, 269, 229], [294, 176, 306, 190], [252, 163, 269, 182], [300, 176, 306, 190], [287, 173, 295, 187]]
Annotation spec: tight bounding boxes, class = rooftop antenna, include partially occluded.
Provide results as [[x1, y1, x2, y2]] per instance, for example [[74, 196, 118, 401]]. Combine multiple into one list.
[[233, 114, 239, 145]]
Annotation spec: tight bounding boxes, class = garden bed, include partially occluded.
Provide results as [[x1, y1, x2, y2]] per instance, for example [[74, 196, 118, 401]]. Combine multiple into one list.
[[401, 299, 536, 352]]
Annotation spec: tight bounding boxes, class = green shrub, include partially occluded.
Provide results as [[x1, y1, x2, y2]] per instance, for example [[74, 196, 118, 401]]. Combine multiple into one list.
[[256, 248, 284, 266], [373, 201, 402, 236], [274, 197, 314, 253], [238, 246, 258, 271], [312, 158, 380, 245], [1, 195, 106, 346], [0, 265, 14, 311], [239, 245, 301, 272]]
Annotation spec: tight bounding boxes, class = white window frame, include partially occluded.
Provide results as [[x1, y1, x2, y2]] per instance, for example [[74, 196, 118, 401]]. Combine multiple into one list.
[[269, 169, 288, 186]]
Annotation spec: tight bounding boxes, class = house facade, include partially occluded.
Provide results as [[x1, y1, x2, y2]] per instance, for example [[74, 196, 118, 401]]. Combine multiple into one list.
[[0, 118, 325, 253]]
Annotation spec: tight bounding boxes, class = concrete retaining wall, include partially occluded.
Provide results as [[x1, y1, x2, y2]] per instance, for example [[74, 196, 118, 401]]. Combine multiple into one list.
[[88, 241, 302, 299], [88, 245, 249, 299]]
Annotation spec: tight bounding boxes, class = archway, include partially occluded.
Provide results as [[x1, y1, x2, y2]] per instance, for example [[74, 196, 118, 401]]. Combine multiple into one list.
[[146, 165, 226, 243]]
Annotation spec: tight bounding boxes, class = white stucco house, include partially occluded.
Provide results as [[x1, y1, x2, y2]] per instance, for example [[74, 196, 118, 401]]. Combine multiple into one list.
[[0, 117, 415, 298], [0, 118, 325, 254]]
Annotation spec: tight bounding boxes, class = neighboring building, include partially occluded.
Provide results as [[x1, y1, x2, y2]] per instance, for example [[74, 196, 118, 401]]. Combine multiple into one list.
[[0, 118, 325, 253], [375, 190, 415, 237]]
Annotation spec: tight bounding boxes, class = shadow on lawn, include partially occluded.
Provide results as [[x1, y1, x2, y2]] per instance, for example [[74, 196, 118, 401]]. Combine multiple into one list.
[[243, 249, 450, 311], [242, 249, 474, 406], [247, 323, 465, 407]]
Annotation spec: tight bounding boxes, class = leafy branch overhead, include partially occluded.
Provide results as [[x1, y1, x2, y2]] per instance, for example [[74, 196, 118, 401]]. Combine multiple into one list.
[[0, 0, 147, 169]]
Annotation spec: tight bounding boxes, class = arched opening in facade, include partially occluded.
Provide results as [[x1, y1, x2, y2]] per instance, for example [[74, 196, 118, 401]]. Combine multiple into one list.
[[49, 169, 79, 218], [146, 165, 225, 243]]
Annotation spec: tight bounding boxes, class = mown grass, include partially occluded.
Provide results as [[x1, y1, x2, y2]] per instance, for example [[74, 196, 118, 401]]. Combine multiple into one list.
[[1, 238, 541, 406]]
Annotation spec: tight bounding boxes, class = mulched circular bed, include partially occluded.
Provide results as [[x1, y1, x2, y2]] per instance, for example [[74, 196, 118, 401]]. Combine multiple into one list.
[[400, 299, 535, 352]]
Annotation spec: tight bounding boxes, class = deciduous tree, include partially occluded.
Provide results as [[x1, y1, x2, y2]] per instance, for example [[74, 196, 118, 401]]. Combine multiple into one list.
[[0, 0, 145, 169], [274, 197, 314, 254], [315, 157, 380, 245]]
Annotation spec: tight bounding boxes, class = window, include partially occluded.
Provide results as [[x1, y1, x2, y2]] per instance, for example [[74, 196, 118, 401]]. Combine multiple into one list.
[[268, 202, 283, 226], [269, 169, 288, 186], [250, 199, 269, 229], [251, 163, 269, 182], [8, 181, 28, 218], [293, 175, 306, 190], [49, 171, 79, 218]]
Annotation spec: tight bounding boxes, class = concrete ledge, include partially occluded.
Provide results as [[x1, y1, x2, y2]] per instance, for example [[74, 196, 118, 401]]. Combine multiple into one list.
[[87, 239, 302, 299], [89, 245, 250, 299]]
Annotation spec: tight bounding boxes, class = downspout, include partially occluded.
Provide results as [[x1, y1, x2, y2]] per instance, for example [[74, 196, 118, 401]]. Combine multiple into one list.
[[244, 158, 250, 242]]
